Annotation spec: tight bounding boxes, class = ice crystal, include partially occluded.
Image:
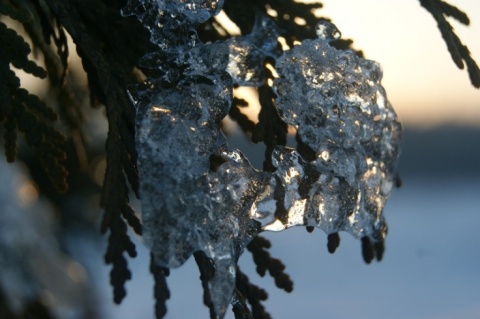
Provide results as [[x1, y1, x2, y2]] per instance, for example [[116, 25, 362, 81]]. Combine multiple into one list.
[[226, 13, 281, 86], [128, 2, 401, 316]]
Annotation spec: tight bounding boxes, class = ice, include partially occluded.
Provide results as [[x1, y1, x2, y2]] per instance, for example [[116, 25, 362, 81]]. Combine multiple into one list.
[[136, 91, 266, 316], [226, 13, 281, 86], [128, 3, 401, 316], [250, 147, 360, 235], [122, 0, 223, 27], [315, 20, 341, 41], [261, 22, 401, 242], [126, 0, 263, 316], [122, 0, 223, 50], [124, 3, 281, 85], [132, 12, 267, 313]]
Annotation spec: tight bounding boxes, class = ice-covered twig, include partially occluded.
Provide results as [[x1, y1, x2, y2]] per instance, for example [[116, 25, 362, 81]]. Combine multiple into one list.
[[128, 2, 401, 317]]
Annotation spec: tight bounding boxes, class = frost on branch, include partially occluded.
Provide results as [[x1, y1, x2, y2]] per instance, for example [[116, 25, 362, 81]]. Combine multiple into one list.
[[128, 1, 401, 316]]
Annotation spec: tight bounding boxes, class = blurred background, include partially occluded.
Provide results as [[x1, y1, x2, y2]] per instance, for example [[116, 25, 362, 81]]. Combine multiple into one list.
[[1, 1, 479, 319]]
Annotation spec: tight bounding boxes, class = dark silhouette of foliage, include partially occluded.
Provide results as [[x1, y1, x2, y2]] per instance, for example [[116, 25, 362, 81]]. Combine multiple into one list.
[[0, 1, 478, 319], [327, 232, 340, 254], [235, 267, 271, 319], [0, 4, 68, 192], [194, 251, 218, 318], [420, 0, 480, 87], [150, 254, 170, 318], [39, 0, 154, 305], [247, 236, 293, 293], [229, 97, 256, 136]]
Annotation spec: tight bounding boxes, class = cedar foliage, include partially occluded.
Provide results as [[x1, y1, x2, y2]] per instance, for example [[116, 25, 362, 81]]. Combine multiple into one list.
[[0, 1, 478, 319], [420, 0, 480, 88]]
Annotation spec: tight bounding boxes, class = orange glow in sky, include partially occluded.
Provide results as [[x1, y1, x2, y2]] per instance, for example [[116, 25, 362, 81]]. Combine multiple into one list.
[[319, 0, 480, 127]]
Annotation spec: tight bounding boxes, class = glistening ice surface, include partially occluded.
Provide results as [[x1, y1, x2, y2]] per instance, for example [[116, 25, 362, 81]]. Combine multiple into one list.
[[254, 21, 402, 243], [226, 13, 281, 86], [127, 1, 266, 317], [127, 2, 401, 317]]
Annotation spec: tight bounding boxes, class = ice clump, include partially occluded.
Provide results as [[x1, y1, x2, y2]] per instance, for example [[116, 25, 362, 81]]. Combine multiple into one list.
[[135, 85, 267, 316], [128, 1, 268, 317], [134, 73, 255, 317], [226, 13, 281, 86], [251, 147, 358, 234], [122, 0, 223, 50], [254, 21, 402, 242], [128, 3, 401, 316]]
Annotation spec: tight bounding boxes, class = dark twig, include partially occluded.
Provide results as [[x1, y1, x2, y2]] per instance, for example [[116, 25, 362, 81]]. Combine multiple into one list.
[[420, 0, 480, 87], [232, 288, 255, 319], [236, 267, 271, 319], [194, 251, 216, 319], [150, 254, 170, 319], [247, 236, 293, 293]]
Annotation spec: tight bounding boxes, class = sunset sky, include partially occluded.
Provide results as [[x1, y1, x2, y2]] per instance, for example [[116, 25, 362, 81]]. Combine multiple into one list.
[[319, 0, 480, 127]]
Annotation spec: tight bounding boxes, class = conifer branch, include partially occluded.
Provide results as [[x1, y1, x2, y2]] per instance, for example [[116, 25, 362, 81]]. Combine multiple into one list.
[[235, 267, 271, 319], [223, 0, 322, 45], [42, 0, 151, 303], [420, 0, 480, 88], [254, 79, 288, 172], [247, 236, 293, 293], [194, 251, 217, 319], [327, 232, 341, 254], [0, 0, 31, 24], [232, 287, 255, 319], [150, 254, 170, 319], [0, 19, 68, 191], [229, 98, 256, 136]]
